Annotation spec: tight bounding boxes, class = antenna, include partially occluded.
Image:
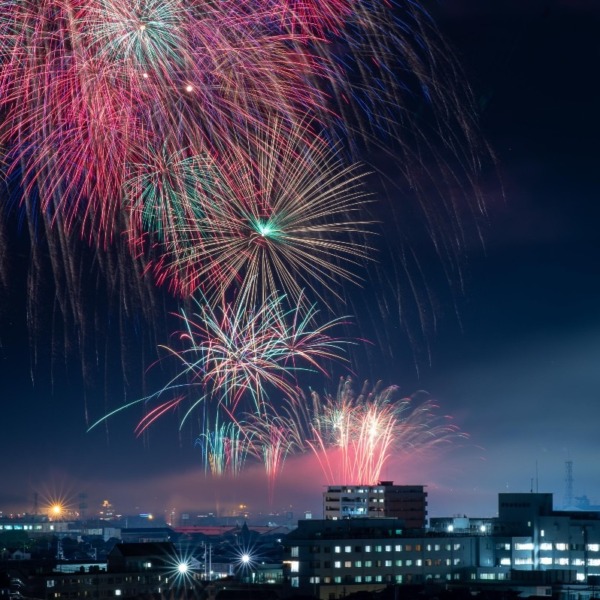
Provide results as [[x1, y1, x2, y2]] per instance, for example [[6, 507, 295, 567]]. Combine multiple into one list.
[[564, 460, 573, 508]]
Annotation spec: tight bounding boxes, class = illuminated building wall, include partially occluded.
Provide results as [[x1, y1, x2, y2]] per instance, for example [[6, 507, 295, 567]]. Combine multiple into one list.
[[323, 482, 427, 528]]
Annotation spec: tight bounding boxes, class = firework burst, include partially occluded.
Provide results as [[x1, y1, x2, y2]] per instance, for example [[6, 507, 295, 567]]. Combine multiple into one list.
[[87, 292, 351, 432], [288, 377, 466, 485]]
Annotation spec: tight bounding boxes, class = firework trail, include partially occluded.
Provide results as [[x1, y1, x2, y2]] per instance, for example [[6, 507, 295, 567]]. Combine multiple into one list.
[[245, 408, 303, 507], [194, 410, 251, 477]]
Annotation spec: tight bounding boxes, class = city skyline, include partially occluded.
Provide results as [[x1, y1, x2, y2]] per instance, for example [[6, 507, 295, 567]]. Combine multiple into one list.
[[1, 1, 599, 520]]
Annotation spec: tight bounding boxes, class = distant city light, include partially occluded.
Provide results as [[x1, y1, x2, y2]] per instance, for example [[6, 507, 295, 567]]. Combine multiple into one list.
[[177, 562, 188, 574]]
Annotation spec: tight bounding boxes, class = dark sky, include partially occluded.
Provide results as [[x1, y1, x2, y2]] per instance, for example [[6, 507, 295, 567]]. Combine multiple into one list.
[[0, 0, 599, 521]]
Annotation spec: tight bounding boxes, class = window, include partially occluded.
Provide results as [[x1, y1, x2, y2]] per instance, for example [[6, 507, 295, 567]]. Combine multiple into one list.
[[540, 543, 552, 551], [344, 561, 352, 568], [395, 560, 402, 567], [365, 545, 372, 553], [555, 543, 568, 551], [291, 546, 299, 557], [375, 545, 382, 552], [334, 576, 342, 584], [515, 543, 534, 550], [385, 560, 392, 567], [345, 546, 352, 553], [334, 546, 341, 554], [355, 576, 362, 583], [355, 561, 362, 568], [588, 544, 600, 552], [365, 576, 372, 583], [385, 545, 392, 552], [395, 545, 402, 552], [364, 561, 372, 568], [291, 577, 299, 588], [355, 546, 362, 553], [334, 561, 341, 569], [309, 577, 320, 584]]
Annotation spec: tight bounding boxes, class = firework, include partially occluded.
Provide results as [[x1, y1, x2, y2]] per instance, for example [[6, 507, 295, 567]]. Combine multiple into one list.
[[195, 417, 251, 477], [87, 292, 350, 432], [155, 119, 375, 305], [244, 407, 303, 506], [289, 377, 466, 485]]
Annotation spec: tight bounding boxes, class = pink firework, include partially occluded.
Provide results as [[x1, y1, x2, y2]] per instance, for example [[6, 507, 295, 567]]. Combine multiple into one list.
[[291, 377, 466, 485]]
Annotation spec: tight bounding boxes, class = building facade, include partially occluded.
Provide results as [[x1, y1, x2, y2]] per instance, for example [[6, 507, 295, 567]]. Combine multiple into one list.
[[323, 482, 428, 528], [286, 493, 600, 599]]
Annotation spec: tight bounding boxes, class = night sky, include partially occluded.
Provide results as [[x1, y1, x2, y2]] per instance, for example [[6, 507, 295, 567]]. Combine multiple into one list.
[[1, 0, 599, 521]]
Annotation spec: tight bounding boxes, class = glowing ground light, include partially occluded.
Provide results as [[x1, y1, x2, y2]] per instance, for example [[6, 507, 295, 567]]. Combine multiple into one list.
[[177, 562, 189, 574]]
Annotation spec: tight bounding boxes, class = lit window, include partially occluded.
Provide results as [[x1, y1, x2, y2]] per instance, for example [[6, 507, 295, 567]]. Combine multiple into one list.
[[344, 561, 352, 568], [385, 560, 392, 567], [395, 560, 402, 567], [375, 546, 382, 552], [500, 558, 511, 566], [334, 561, 341, 569], [309, 577, 320, 584], [540, 543, 552, 551], [540, 557, 552, 566], [365, 576, 372, 583], [355, 576, 362, 583], [291, 547, 299, 557], [555, 543, 568, 551], [365, 561, 372, 567], [556, 558, 569, 566], [115, 591, 122, 596], [365, 545, 372, 553], [355, 561, 362, 568], [291, 577, 299, 588], [334, 546, 341, 553], [588, 559, 600, 567], [345, 546, 352, 553], [385, 545, 392, 552], [334, 576, 342, 583], [588, 545, 600, 552], [515, 543, 534, 550], [290, 561, 300, 572], [395, 545, 402, 552], [416, 560, 422, 567]]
